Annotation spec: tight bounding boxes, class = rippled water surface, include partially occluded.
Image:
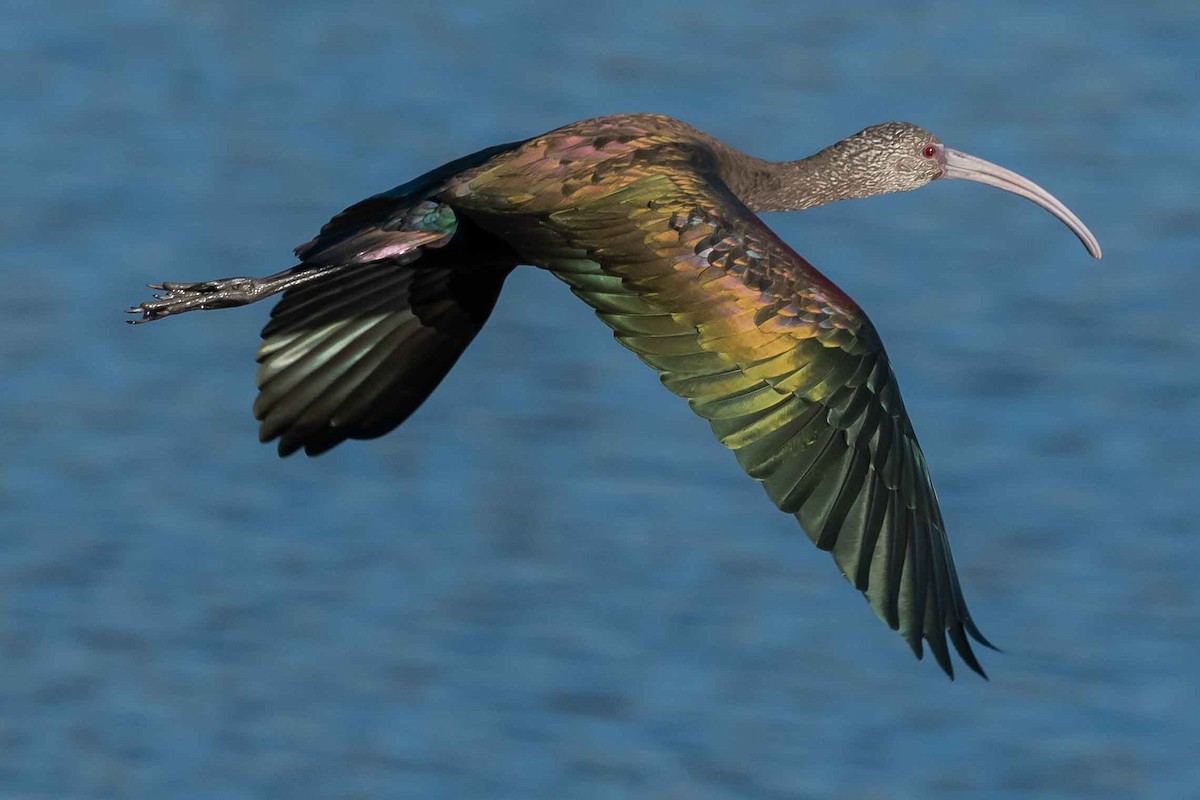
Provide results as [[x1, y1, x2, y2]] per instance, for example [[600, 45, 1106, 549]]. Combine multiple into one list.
[[4, 1, 1199, 797]]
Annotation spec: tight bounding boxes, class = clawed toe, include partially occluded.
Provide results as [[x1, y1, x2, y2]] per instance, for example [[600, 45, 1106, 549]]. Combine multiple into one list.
[[127, 266, 334, 325], [126, 280, 237, 324]]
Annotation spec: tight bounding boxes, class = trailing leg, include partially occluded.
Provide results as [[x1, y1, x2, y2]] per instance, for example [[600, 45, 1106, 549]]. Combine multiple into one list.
[[127, 264, 341, 324]]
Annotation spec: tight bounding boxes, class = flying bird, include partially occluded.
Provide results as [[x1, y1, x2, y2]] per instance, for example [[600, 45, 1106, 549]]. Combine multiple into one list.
[[129, 114, 1100, 678]]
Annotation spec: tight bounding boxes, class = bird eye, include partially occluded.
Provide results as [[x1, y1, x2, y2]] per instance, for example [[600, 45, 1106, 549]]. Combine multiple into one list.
[[923, 145, 938, 159]]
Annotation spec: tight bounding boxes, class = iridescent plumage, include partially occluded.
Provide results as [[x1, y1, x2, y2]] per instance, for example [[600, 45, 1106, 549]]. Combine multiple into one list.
[[131, 113, 1101, 678]]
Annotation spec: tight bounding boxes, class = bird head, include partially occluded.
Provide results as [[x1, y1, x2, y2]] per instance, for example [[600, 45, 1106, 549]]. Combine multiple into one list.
[[833, 122, 946, 192], [831, 122, 1101, 258]]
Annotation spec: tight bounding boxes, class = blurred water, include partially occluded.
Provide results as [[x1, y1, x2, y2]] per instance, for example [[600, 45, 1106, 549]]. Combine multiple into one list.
[[3, 1, 1199, 797]]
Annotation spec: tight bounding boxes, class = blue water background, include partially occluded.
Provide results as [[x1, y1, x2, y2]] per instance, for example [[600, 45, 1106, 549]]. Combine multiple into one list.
[[4, 1, 1199, 797]]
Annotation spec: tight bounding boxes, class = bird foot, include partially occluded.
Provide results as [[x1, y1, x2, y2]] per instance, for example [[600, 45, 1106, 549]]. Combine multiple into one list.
[[126, 265, 339, 324], [127, 277, 267, 324]]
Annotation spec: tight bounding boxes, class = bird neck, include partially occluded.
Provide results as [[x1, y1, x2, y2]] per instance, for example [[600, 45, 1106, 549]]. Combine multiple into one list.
[[722, 145, 879, 213]]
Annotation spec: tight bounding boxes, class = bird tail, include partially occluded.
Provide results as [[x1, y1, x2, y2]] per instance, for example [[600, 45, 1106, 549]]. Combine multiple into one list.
[[252, 255, 512, 456]]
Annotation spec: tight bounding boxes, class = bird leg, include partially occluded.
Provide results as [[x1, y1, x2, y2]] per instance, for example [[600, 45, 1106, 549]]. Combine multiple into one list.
[[127, 263, 340, 324]]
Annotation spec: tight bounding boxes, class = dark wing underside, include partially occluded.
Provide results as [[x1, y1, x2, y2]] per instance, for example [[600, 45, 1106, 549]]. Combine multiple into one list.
[[255, 201, 517, 456], [253, 141, 527, 456], [255, 258, 509, 456], [446, 131, 994, 677]]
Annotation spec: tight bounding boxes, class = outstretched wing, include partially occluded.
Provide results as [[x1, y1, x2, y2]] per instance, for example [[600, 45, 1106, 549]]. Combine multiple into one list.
[[252, 139, 528, 457], [256, 203, 516, 457], [254, 259, 509, 457], [452, 139, 994, 677]]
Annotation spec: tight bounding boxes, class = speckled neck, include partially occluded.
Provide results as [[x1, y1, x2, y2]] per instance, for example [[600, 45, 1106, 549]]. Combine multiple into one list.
[[719, 145, 877, 213]]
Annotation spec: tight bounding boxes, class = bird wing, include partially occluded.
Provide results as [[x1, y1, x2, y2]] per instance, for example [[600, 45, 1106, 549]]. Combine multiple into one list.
[[452, 139, 993, 677], [253, 261, 505, 457], [255, 204, 514, 457], [253, 139, 528, 457]]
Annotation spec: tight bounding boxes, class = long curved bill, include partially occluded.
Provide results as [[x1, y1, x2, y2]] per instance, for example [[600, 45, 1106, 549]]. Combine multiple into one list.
[[942, 149, 1102, 259]]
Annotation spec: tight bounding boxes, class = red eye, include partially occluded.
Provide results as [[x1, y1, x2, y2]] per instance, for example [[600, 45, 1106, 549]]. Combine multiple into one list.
[[923, 145, 938, 159]]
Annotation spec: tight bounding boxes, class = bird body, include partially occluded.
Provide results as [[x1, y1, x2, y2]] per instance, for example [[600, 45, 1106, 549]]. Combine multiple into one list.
[[131, 113, 1100, 678]]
